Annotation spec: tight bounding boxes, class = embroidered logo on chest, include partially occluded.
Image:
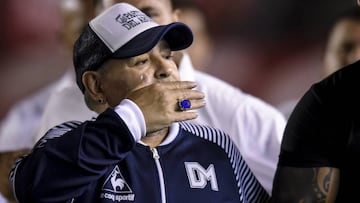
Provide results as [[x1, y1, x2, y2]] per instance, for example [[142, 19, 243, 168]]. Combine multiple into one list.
[[101, 166, 135, 202], [184, 162, 219, 191]]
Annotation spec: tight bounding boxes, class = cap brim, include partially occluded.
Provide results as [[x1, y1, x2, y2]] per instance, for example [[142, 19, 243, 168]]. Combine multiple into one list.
[[111, 22, 193, 59]]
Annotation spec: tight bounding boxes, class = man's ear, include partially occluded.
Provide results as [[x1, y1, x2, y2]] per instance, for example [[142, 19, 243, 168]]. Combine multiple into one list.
[[82, 71, 104, 100]]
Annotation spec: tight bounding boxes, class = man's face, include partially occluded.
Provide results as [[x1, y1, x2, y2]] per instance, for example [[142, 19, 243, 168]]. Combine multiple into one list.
[[100, 0, 176, 25], [323, 18, 360, 76], [97, 41, 180, 107]]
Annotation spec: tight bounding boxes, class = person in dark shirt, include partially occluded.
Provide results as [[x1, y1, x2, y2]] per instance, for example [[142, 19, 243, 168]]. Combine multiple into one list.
[[271, 2, 360, 202]]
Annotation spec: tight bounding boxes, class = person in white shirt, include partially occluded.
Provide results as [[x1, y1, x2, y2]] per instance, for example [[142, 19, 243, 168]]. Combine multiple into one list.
[[0, 1, 92, 202]]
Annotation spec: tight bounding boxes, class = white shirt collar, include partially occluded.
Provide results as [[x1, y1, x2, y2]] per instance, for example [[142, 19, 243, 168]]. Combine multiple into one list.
[[178, 52, 196, 82]]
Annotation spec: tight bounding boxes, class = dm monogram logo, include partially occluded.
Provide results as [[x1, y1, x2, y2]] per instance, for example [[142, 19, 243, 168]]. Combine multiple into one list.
[[184, 162, 219, 191]]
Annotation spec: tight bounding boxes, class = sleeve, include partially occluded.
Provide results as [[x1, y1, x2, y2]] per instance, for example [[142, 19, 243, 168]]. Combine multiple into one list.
[[10, 99, 146, 202]]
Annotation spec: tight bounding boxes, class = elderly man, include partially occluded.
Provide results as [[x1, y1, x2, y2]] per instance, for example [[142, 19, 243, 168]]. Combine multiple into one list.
[[10, 3, 270, 202]]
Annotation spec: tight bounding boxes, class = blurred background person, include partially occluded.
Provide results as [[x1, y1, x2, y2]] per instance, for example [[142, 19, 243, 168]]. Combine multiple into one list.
[[172, 0, 214, 71], [277, 5, 360, 119], [0, 0, 92, 202], [33, 0, 95, 141], [271, 1, 360, 201], [323, 6, 360, 76]]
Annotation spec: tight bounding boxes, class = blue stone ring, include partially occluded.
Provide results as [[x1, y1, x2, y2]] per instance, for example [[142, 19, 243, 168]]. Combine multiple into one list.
[[178, 99, 191, 111]]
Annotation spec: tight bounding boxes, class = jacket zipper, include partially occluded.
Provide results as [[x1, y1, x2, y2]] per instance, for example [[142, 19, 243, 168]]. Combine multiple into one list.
[[150, 147, 166, 203]]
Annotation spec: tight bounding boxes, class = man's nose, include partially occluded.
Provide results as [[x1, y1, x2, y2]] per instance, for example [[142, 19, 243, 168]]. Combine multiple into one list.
[[154, 60, 173, 79]]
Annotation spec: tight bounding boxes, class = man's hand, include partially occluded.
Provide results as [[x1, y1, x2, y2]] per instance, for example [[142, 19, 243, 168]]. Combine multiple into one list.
[[127, 81, 205, 133]]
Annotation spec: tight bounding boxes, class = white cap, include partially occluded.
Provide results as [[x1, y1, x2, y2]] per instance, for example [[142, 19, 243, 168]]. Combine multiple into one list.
[[89, 3, 159, 52]]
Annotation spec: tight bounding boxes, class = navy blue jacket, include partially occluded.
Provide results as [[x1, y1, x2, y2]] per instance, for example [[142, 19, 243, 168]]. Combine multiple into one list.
[[10, 108, 270, 203]]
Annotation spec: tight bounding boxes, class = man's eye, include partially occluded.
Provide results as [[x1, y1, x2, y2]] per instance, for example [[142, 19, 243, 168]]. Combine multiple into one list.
[[135, 59, 148, 66], [145, 11, 158, 18], [164, 55, 173, 60], [342, 42, 354, 53]]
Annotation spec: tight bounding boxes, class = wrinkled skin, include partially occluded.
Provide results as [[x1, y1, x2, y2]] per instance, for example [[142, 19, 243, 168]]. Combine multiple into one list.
[[83, 41, 205, 147]]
